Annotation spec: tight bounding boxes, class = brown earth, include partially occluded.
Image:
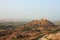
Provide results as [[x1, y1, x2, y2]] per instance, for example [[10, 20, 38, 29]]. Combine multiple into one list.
[[0, 18, 60, 40]]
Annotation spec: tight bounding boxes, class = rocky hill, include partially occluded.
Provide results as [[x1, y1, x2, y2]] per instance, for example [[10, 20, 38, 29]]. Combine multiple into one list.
[[26, 18, 55, 27], [0, 18, 60, 40], [15, 18, 59, 40]]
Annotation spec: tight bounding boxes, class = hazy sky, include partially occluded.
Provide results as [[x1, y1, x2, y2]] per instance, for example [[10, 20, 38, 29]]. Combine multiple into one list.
[[0, 0, 60, 20]]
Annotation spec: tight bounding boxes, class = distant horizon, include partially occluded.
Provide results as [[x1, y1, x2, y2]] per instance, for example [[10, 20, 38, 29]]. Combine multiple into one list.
[[0, 18, 60, 21]]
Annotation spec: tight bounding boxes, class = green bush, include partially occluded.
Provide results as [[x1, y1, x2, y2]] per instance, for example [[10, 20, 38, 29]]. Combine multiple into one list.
[[16, 35, 24, 39]]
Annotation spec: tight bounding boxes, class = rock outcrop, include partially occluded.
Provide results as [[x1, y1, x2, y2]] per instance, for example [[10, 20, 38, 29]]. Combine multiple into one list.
[[26, 18, 55, 27]]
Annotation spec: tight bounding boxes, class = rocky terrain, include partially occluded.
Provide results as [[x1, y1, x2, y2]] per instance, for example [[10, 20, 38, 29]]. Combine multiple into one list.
[[0, 18, 60, 40]]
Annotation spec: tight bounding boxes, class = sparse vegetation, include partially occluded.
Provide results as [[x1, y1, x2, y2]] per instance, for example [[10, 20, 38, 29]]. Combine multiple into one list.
[[0, 18, 60, 40]]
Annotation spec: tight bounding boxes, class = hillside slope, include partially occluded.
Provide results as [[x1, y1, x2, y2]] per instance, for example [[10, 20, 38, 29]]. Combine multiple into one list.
[[0, 18, 60, 40]]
